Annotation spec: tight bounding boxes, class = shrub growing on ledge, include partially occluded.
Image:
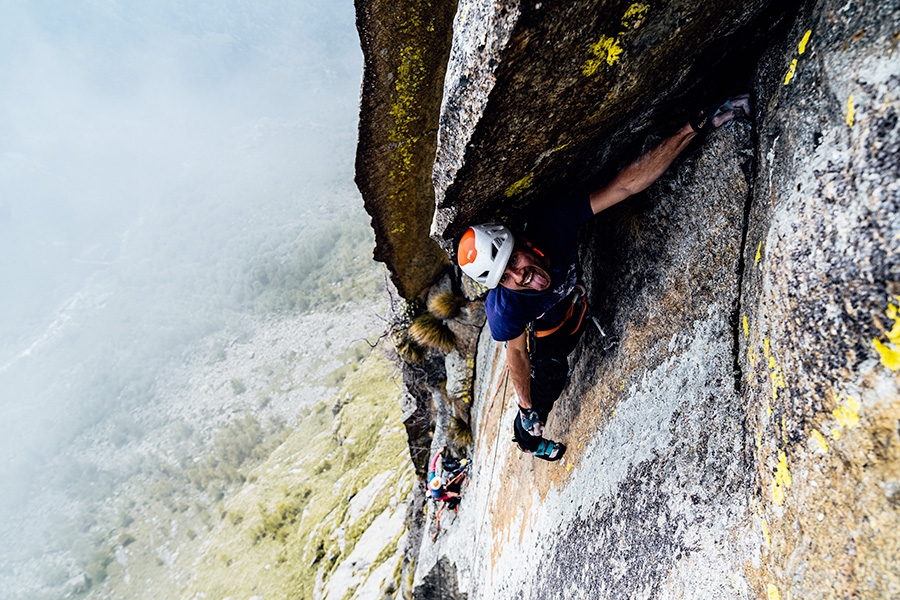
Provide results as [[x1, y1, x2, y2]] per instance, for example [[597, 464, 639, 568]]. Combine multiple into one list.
[[427, 291, 465, 320], [392, 330, 426, 364], [449, 414, 473, 448], [408, 314, 456, 353]]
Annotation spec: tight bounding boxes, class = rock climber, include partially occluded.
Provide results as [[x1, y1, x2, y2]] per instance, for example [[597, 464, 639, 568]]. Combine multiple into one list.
[[428, 446, 470, 540], [428, 446, 469, 506], [457, 96, 751, 462]]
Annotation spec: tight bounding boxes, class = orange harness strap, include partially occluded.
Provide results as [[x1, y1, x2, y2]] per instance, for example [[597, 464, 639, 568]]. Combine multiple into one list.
[[534, 294, 587, 338]]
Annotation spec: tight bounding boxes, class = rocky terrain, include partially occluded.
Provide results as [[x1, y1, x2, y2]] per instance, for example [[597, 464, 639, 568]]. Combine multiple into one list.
[[6, 0, 895, 597], [355, 0, 900, 598], [0, 293, 421, 600]]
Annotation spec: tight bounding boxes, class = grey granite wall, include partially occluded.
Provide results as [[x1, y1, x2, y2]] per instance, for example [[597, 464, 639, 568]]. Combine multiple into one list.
[[355, 0, 900, 597]]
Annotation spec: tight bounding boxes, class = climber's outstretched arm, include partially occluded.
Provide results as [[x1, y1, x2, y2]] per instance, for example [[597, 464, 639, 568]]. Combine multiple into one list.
[[588, 98, 748, 216], [589, 123, 697, 215], [506, 333, 532, 409]]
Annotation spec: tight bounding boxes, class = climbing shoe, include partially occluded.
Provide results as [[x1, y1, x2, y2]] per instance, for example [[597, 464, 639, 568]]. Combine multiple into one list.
[[711, 94, 752, 124], [532, 439, 566, 462], [690, 94, 752, 134]]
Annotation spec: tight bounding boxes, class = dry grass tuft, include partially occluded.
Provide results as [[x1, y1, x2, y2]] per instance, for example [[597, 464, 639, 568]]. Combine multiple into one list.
[[408, 314, 456, 353], [392, 331, 426, 364], [448, 414, 473, 448], [427, 291, 465, 320]]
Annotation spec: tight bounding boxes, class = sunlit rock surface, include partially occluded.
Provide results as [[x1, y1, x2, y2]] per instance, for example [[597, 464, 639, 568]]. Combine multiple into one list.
[[741, 0, 900, 594], [355, 0, 899, 598]]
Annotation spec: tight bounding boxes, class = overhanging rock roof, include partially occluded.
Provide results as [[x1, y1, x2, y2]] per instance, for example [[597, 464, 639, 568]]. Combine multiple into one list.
[[430, 0, 788, 249], [356, 0, 789, 295], [355, 0, 458, 299]]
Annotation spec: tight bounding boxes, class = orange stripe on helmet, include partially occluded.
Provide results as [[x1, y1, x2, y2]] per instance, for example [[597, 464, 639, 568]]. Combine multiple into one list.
[[458, 228, 477, 266]]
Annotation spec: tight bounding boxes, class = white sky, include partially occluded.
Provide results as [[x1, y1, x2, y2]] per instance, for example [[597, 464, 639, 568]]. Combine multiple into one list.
[[0, 0, 366, 528], [0, 0, 363, 344]]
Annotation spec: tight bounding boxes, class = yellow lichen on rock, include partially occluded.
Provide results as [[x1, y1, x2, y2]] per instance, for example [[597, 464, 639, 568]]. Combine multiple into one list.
[[874, 339, 900, 370], [784, 58, 798, 85], [767, 583, 781, 600], [388, 44, 426, 180], [582, 4, 649, 76], [504, 172, 535, 197], [772, 451, 792, 506], [846, 94, 855, 127], [798, 29, 812, 54], [810, 428, 829, 453], [886, 300, 900, 343], [784, 29, 811, 85], [583, 36, 623, 75], [621, 3, 649, 29], [873, 297, 900, 370], [763, 338, 787, 400], [832, 395, 860, 430]]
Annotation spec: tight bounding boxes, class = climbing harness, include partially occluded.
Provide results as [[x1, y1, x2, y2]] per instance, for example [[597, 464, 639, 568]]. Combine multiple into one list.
[[534, 288, 588, 338]]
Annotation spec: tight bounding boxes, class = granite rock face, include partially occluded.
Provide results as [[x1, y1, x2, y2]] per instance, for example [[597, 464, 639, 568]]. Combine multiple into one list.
[[741, 0, 900, 595], [355, 0, 900, 598], [430, 0, 795, 250], [356, 0, 799, 289], [415, 117, 761, 600], [355, 0, 457, 298]]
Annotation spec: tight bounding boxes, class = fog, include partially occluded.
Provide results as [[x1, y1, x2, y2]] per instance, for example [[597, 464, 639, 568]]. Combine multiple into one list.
[[0, 0, 365, 567]]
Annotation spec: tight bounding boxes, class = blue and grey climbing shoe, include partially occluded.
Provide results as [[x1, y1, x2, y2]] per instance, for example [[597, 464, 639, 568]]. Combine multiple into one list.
[[690, 94, 752, 134], [532, 439, 566, 462]]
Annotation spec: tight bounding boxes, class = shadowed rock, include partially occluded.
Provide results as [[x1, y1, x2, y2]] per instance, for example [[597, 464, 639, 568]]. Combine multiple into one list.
[[413, 557, 468, 600], [355, 0, 458, 299], [429, 0, 796, 253]]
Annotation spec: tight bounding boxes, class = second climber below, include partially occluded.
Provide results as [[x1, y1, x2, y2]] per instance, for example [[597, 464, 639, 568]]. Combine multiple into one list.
[[456, 96, 750, 462]]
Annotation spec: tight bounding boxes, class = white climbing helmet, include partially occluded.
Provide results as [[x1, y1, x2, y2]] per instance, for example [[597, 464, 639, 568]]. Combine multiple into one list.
[[457, 223, 515, 289], [429, 476, 443, 491]]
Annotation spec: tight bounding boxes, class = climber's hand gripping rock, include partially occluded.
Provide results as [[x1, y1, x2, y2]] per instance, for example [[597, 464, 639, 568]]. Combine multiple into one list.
[[519, 407, 544, 438]]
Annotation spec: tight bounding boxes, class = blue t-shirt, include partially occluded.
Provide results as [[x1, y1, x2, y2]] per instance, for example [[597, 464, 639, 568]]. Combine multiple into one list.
[[485, 194, 593, 341]]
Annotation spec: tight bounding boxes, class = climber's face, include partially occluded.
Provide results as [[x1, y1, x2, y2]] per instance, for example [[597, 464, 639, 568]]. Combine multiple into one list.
[[498, 242, 551, 292]]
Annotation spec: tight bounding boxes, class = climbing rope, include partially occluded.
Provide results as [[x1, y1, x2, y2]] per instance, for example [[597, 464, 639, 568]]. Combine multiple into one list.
[[485, 364, 509, 416]]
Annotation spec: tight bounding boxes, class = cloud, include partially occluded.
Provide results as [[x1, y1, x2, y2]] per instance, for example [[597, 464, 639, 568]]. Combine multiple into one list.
[[0, 0, 365, 525]]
